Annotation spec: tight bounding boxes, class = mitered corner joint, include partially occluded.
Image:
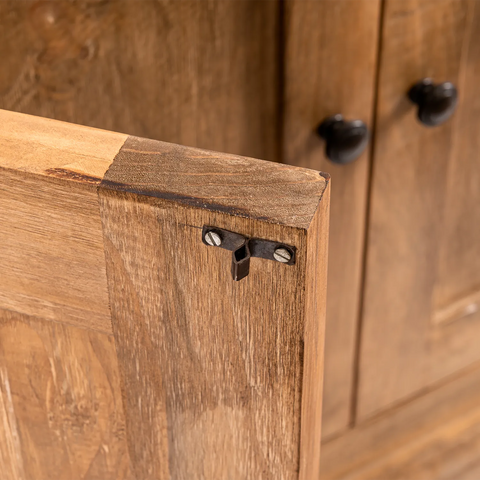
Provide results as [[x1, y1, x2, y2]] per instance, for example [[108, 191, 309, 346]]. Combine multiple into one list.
[[202, 226, 296, 281]]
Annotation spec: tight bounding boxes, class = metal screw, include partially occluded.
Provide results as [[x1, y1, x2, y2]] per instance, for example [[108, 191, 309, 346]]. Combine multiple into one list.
[[273, 247, 292, 263], [205, 230, 222, 247]]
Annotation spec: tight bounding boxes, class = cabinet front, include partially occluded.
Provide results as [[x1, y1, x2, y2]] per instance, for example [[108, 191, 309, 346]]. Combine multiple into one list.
[[3, 0, 479, 439]]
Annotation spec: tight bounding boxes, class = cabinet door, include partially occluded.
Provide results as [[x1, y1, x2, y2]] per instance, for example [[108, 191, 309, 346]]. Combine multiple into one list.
[[283, 0, 381, 438], [358, 0, 480, 420], [0, 109, 330, 480]]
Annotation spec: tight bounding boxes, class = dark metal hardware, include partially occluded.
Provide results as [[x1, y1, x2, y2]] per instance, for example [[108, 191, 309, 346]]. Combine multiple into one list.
[[408, 78, 458, 126], [231, 241, 251, 281], [202, 226, 296, 281], [316, 114, 369, 165]]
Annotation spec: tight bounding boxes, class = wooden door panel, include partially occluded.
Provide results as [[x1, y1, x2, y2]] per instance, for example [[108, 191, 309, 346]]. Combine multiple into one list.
[[0, 110, 126, 332], [320, 364, 480, 480], [0, 0, 279, 161], [433, 5, 480, 320], [359, 0, 480, 420], [0, 309, 130, 480], [0, 110, 330, 480], [98, 136, 330, 480], [283, 0, 381, 438]]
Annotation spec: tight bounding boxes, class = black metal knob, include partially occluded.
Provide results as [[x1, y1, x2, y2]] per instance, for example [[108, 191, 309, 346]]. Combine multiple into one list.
[[316, 114, 369, 165], [408, 79, 458, 126]]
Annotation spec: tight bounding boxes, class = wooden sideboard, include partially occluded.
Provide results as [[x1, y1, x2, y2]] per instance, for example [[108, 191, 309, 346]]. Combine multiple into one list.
[[1, 1, 479, 478]]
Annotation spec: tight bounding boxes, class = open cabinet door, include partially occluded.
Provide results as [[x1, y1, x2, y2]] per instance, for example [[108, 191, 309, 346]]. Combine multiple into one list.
[[0, 109, 330, 480]]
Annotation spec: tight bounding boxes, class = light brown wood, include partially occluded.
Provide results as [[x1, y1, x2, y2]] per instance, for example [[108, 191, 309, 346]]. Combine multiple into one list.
[[320, 362, 480, 480], [0, 0, 279, 162], [433, 289, 480, 326], [0, 109, 127, 180], [301, 184, 330, 480], [283, 0, 381, 438], [358, 0, 480, 419], [0, 307, 130, 480], [98, 136, 330, 479], [0, 108, 330, 479], [100, 136, 327, 230], [0, 109, 126, 333]]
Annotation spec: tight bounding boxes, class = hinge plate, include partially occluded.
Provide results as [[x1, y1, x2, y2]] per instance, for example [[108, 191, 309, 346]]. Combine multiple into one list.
[[202, 226, 296, 281]]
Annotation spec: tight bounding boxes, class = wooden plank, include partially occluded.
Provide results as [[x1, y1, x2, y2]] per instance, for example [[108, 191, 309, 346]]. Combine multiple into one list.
[[456, 461, 480, 480], [0, 109, 127, 180], [0, 308, 130, 480], [433, 290, 480, 326], [430, 3, 480, 327], [358, 0, 480, 419], [319, 362, 480, 480], [99, 136, 330, 479], [283, 0, 381, 438], [0, 110, 126, 333], [301, 194, 330, 479], [0, 0, 279, 161]]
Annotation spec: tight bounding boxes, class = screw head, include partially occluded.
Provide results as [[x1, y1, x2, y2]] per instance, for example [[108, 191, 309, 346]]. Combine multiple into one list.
[[205, 230, 222, 247], [273, 247, 292, 263]]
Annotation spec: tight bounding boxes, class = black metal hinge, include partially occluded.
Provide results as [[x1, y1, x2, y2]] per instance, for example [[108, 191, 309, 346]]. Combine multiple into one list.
[[202, 226, 296, 281]]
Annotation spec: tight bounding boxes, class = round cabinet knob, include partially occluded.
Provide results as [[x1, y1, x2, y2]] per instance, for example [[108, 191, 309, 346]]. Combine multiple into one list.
[[408, 79, 458, 126], [316, 114, 369, 165]]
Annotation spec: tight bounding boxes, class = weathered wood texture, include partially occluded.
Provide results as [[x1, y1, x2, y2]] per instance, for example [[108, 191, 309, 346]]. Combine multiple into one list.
[[283, 0, 381, 438], [0, 109, 126, 180], [0, 110, 130, 479], [0, 308, 130, 480], [99, 137, 330, 480], [0, 0, 279, 161], [358, 0, 480, 419], [319, 361, 480, 480], [0, 109, 126, 333]]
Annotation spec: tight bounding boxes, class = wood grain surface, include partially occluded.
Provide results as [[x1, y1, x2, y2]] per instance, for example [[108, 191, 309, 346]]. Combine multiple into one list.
[[101, 136, 327, 229], [319, 362, 480, 480], [358, 0, 480, 420], [0, 110, 126, 333], [0, 308, 130, 480], [0, 0, 279, 161], [282, 0, 381, 438], [0, 109, 329, 479], [0, 109, 127, 181], [99, 136, 330, 479]]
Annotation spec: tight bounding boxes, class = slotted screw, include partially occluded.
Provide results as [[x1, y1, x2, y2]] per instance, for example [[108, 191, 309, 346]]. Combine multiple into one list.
[[273, 247, 292, 263], [205, 230, 222, 247]]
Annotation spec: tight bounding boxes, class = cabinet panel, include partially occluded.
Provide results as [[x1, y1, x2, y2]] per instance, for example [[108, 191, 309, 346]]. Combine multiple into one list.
[[0, 309, 129, 480], [98, 135, 330, 480], [0, 110, 330, 480], [283, 0, 381, 438], [320, 364, 480, 480], [359, 0, 480, 419], [0, 0, 278, 161]]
